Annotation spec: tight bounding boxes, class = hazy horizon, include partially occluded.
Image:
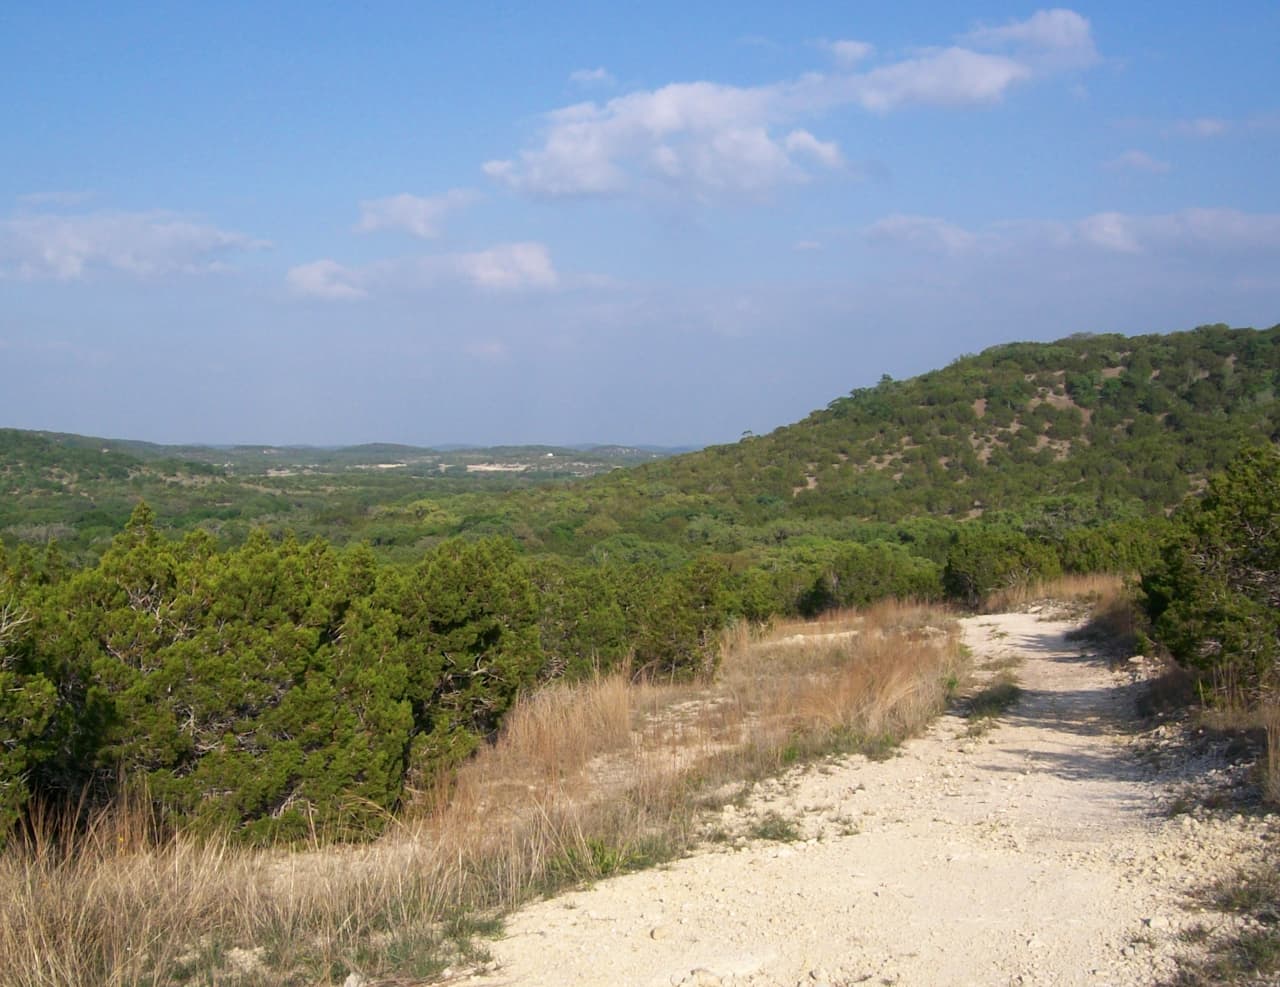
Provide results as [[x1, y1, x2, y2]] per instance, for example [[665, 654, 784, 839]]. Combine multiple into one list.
[[4, 4, 1278, 447]]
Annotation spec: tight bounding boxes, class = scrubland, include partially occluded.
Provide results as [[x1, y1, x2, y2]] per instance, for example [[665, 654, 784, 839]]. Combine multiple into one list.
[[0, 600, 961, 987]]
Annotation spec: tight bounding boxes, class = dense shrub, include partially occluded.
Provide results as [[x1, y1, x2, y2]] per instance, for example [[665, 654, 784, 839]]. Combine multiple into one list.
[[943, 525, 1062, 606], [1, 508, 739, 845], [1142, 445, 1280, 700]]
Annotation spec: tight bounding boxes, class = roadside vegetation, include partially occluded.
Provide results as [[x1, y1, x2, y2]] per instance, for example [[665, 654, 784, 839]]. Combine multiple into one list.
[[1138, 445, 1280, 985], [0, 600, 961, 986]]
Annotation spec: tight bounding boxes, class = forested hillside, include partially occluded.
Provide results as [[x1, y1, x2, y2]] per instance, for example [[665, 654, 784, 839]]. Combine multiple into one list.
[[424, 322, 1279, 605], [2, 322, 1277, 844], [543, 321, 1280, 535]]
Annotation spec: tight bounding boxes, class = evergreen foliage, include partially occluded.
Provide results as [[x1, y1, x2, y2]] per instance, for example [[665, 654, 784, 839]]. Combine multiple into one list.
[[1142, 445, 1280, 700], [0, 509, 735, 844]]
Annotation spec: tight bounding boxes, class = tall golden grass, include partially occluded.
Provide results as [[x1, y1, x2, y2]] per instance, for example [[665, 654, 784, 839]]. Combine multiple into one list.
[[0, 600, 962, 987], [1264, 701, 1280, 806], [982, 571, 1130, 614]]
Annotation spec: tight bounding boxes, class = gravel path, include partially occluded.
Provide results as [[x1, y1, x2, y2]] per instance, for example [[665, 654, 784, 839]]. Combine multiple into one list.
[[459, 612, 1277, 987]]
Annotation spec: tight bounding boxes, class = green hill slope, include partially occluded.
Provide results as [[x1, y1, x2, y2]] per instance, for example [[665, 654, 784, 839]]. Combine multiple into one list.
[[564, 322, 1279, 530]]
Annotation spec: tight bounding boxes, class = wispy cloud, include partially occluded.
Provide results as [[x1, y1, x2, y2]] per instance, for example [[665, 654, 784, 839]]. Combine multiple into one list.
[[1165, 114, 1280, 139], [866, 214, 980, 254], [840, 48, 1031, 113], [286, 259, 368, 300], [287, 242, 560, 300], [1070, 208, 1280, 255], [354, 189, 477, 239], [783, 129, 844, 168], [1105, 149, 1171, 174], [0, 209, 268, 280], [962, 8, 1098, 73], [1168, 116, 1230, 139], [866, 207, 1280, 258], [820, 39, 874, 66], [484, 9, 1098, 200], [455, 242, 558, 290], [569, 67, 615, 87]]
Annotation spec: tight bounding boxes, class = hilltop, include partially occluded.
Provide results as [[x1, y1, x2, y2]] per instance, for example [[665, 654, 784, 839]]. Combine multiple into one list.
[[582, 322, 1280, 526]]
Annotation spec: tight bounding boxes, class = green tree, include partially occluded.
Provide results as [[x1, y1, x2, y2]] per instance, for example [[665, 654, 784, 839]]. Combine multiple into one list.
[[0, 590, 53, 839], [943, 525, 1061, 606], [1142, 446, 1280, 699], [394, 538, 544, 778]]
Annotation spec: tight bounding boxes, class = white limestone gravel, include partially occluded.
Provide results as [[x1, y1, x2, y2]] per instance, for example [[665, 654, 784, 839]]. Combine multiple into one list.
[[458, 611, 1277, 987]]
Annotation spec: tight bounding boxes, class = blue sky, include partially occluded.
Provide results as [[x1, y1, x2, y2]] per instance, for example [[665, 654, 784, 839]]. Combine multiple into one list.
[[2, 3, 1278, 446]]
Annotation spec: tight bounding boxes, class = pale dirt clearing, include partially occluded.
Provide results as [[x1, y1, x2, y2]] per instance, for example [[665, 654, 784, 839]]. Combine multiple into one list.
[[458, 611, 1278, 987]]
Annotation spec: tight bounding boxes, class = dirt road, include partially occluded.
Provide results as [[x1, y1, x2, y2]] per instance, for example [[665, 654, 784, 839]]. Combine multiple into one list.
[[460, 612, 1276, 987]]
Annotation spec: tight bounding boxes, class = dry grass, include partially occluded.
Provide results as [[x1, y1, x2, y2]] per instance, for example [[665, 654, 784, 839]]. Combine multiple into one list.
[[1171, 859, 1280, 985], [0, 600, 962, 987], [983, 572, 1130, 616], [1264, 701, 1280, 806]]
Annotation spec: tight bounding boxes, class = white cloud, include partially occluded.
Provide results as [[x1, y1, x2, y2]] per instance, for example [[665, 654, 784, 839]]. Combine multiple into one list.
[[1129, 208, 1280, 253], [793, 240, 823, 252], [1105, 149, 1171, 174], [963, 8, 1098, 68], [287, 242, 560, 300], [355, 189, 477, 239], [570, 67, 615, 87], [866, 214, 979, 254], [821, 39, 874, 65], [0, 210, 267, 280], [1075, 212, 1142, 253], [485, 10, 1096, 199], [863, 207, 1280, 260], [454, 242, 559, 290], [842, 48, 1031, 113], [1164, 114, 1280, 139], [287, 259, 367, 300], [784, 129, 844, 168], [1045, 208, 1280, 255]]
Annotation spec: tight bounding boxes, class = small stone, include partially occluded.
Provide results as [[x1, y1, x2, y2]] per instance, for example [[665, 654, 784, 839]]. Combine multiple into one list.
[[650, 924, 671, 940], [342, 975, 366, 987]]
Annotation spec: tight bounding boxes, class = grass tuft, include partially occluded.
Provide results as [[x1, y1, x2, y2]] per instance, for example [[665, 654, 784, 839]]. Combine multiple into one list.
[[1170, 861, 1280, 985], [963, 672, 1022, 736], [747, 812, 801, 843]]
